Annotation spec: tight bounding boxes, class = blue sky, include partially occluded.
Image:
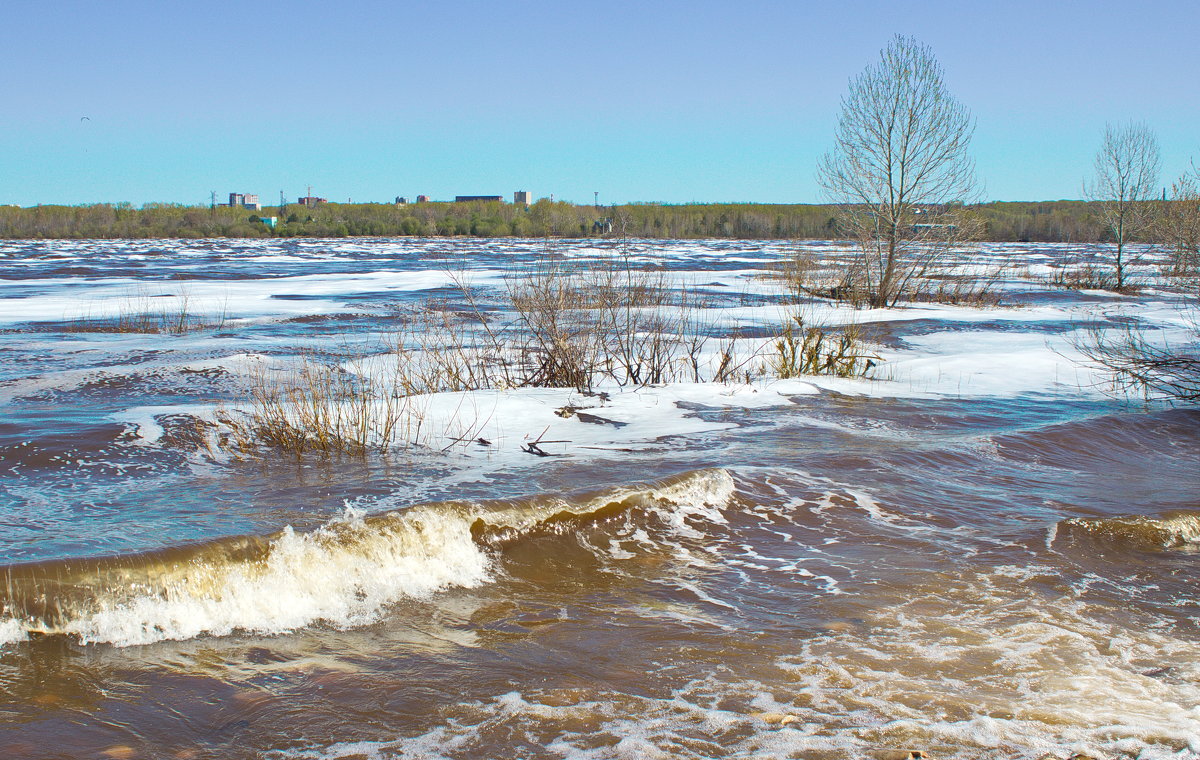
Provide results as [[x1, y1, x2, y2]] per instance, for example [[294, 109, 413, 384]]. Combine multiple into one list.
[[2, 0, 1197, 206]]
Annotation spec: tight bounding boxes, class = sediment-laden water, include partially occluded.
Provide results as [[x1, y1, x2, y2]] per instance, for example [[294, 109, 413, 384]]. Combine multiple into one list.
[[0, 238, 1197, 760]]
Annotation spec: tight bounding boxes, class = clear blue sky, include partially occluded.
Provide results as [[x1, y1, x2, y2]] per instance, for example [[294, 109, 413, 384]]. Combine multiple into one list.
[[3, 0, 1197, 206]]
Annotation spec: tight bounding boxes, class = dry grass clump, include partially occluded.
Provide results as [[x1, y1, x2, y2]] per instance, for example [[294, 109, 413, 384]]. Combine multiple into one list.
[[248, 361, 369, 455], [767, 316, 875, 379], [64, 291, 228, 334], [238, 354, 417, 456], [226, 348, 500, 457], [909, 270, 1005, 307], [1045, 262, 1119, 291]]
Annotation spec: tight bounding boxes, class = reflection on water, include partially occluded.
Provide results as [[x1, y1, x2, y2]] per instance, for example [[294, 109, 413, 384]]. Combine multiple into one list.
[[1, 239, 1197, 759]]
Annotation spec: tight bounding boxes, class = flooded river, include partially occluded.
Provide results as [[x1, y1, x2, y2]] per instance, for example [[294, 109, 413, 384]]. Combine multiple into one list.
[[0, 238, 1197, 759]]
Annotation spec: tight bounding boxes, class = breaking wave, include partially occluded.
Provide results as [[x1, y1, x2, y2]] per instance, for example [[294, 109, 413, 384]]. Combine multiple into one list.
[[1055, 510, 1200, 553], [0, 468, 734, 648]]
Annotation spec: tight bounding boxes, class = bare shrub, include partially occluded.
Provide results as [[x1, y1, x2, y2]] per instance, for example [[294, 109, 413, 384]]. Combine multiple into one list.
[[914, 276, 1003, 307], [778, 250, 866, 305], [592, 257, 703, 385], [507, 255, 606, 390], [389, 302, 513, 394], [504, 247, 724, 388], [1156, 168, 1200, 290], [1045, 262, 1117, 291], [780, 244, 1001, 309], [1078, 320, 1200, 402], [905, 263, 1007, 307]]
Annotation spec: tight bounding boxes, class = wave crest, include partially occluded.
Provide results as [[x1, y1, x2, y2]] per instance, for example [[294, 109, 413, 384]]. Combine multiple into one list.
[[0, 468, 735, 647], [1056, 511, 1200, 553]]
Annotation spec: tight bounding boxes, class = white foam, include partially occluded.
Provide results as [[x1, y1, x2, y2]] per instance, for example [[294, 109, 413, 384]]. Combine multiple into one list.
[[0, 617, 27, 647], [61, 506, 492, 646], [777, 567, 1200, 759]]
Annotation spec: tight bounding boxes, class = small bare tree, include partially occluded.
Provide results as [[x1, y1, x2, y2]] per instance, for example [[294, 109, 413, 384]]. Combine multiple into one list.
[[1155, 166, 1200, 288], [817, 35, 979, 308], [1078, 160, 1200, 404], [1083, 122, 1161, 291]]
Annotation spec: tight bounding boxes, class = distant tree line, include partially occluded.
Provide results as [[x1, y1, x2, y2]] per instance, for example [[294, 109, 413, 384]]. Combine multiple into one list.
[[0, 197, 1150, 243]]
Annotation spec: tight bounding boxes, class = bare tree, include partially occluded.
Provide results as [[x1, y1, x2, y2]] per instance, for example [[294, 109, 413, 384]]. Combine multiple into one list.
[[1083, 122, 1161, 291], [1155, 165, 1200, 288], [817, 35, 979, 308], [1078, 161, 1200, 404]]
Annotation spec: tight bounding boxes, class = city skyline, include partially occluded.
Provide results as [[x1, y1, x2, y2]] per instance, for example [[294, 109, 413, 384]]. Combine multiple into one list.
[[3, 0, 1198, 206]]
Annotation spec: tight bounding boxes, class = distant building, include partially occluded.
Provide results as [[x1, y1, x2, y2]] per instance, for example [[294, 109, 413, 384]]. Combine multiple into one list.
[[513, 190, 531, 206], [455, 195, 503, 203], [297, 196, 327, 208], [227, 192, 261, 211], [416, 195, 430, 203], [395, 196, 408, 205]]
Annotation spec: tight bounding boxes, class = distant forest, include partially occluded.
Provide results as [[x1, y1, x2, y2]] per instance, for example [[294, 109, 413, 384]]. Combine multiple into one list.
[[0, 199, 1120, 243]]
